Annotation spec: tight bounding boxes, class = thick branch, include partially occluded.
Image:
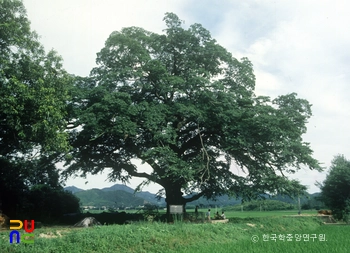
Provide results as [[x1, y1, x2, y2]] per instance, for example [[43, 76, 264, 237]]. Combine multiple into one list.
[[142, 157, 163, 175], [122, 163, 163, 186], [183, 190, 207, 203]]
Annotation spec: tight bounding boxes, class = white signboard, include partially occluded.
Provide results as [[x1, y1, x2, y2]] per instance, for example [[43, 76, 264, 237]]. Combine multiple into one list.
[[169, 205, 183, 214]]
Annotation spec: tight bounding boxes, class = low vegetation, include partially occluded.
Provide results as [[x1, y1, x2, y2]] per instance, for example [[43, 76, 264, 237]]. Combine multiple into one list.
[[0, 212, 348, 253], [226, 200, 295, 211]]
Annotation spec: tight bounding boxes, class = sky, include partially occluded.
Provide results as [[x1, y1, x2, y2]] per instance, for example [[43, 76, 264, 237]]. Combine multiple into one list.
[[22, 0, 350, 194]]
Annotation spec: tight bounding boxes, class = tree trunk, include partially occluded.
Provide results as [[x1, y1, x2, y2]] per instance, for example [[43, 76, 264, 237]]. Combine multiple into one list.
[[164, 186, 186, 222]]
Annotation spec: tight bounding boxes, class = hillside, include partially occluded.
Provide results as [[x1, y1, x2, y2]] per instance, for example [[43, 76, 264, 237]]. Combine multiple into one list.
[[74, 189, 146, 208], [101, 184, 134, 194], [65, 184, 323, 209], [64, 186, 84, 194], [100, 185, 165, 205], [65, 184, 165, 208], [185, 194, 241, 208]]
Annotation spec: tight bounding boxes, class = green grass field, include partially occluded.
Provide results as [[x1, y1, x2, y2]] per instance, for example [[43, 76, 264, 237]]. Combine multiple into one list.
[[0, 211, 348, 253]]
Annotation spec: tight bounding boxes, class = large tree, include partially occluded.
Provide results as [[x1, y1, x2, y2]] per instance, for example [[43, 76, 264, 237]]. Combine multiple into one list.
[[64, 13, 320, 215], [0, 0, 72, 216], [317, 155, 350, 222]]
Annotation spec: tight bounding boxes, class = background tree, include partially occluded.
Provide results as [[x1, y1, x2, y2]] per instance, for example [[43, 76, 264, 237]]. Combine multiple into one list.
[[301, 195, 326, 210], [0, 0, 72, 217], [317, 155, 350, 222], [25, 184, 80, 222], [64, 13, 320, 215]]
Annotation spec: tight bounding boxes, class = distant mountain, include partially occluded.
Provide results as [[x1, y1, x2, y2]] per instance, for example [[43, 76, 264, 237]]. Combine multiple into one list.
[[74, 188, 146, 207], [64, 184, 165, 207], [64, 186, 84, 194], [309, 192, 321, 198], [184, 194, 242, 207], [64, 184, 321, 209], [136, 191, 165, 205], [101, 184, 134, 194], [101, 184, 165, 205], [183, 192, 322, 208]]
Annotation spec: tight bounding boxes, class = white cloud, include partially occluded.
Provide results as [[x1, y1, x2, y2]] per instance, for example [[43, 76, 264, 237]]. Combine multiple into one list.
[[24, 0, 187, 76]]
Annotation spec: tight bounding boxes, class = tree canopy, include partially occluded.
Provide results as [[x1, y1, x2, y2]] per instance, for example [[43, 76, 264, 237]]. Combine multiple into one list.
[[64, 13, 320, 214], [0, 0, 70, 156], [0, 0, 73, 216], [318, 155, 350, 222]]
